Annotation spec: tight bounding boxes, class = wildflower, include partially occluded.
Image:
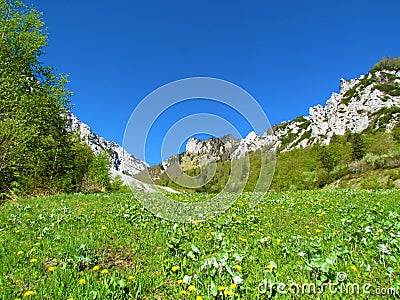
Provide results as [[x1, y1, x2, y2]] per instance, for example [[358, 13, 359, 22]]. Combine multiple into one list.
[[350, 265, 357, 272], [180, 290, 187, 295], [230, 283, 237, 290], [315, 229, 322, 233], [235, 265, 242, 271], [22, 291, 35, 297], [17, 251, 23, 255], [101, 269, 108, 274], [196, 296, 204, 300], [218, 286, 225, 291], [37, 236, 42, 240], [224, 290, 233, 296], [128, 275, 134, 280], [188, 285, 195, 291], [67, 298, 74, 300], [177, 279, 183, 284], [276, 239, 282, 244], [30, 258, 37, 263], [266, 264, 275, 270], [92, 265, 100, 271], [78, 278, 86, 285], [48, 266, 55, 272], [171, 266, 179, 272]]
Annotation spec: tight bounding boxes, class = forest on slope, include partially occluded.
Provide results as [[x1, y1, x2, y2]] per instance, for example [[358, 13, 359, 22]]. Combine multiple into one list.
[[0, 0, 117, 200]]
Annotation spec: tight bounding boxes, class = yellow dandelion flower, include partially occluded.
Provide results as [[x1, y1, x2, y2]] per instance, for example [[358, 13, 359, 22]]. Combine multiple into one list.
[[350, 265, 357, 272], [29, 258, 37, 263], [180, 290, 187, 295], [276, 239, 282, 244], [67, 298, 74, 300], [22, 291, 35, 297], [235, 265, 242, 271], [266, 264, 275, 270], [171, 266, 179, 272], [177, 279, 183, 284], [48, 266, 55, 272], [78, 278, 86, 285], [224, 290, 233, 296], [17, 251, 23, 255], [230, 284, 236, 290], [128, 275, 134, 280], [218, 286, 225, 291], [188, 285, 195, 291], [196, 296, 204, 300], [92, 265, 100, 271], [101, 269, 108, 274], [315, 229, 322, 233]]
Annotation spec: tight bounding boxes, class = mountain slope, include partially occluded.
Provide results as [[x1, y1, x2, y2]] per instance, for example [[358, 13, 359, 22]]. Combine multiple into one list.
[[66, 112, 155, 191], [147, 60, 400, 191]]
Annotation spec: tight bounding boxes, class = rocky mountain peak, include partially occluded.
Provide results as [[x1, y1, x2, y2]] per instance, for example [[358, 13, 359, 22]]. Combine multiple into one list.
[[66, 112, 148, 178], [164, 67, 400, 165]]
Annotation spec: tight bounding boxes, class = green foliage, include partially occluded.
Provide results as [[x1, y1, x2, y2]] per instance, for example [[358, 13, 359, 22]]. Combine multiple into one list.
[[375, 83, 400, 96], [350, 133, 365, 161], [371, 56, 400, 71], [341, 86, 358, 105], [155, 127, 400, 192], [0, 190, 399, 298], [0, 0, 107, 197], [84, 151, 111, 192], [109, 175, 130, 193], [318, 145, 334, 172]]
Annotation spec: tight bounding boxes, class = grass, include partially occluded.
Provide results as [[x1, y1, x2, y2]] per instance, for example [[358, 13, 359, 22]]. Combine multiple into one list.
[[0, 190, 399, 299]]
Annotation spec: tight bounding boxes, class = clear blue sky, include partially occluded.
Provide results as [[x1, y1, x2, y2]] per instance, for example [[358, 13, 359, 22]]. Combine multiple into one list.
[[26, 0, 400, 165]]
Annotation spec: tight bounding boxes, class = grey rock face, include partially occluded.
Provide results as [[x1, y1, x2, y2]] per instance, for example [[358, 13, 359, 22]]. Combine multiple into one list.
[[66, 112, 148, 177]]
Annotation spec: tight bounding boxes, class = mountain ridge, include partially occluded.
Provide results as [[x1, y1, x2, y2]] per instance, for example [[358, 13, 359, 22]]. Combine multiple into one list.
[[143, 62, 400, 190]]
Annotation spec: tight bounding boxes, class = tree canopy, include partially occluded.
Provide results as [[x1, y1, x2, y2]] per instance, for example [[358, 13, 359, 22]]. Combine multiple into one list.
[[0, 0, 110, 198]]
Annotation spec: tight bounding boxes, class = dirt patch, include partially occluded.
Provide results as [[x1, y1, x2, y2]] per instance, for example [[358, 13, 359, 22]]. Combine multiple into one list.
[[98, 246, 135, 270]]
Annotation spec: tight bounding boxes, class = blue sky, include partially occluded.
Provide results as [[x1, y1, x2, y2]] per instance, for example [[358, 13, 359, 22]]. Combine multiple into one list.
[[27, 0, 400, 165]]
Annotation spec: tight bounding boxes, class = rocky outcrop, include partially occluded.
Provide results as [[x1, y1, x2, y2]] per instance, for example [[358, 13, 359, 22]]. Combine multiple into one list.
[[269, 69, 400, 152], [158, 68, 400, 167], [66, 112, 148, 178]]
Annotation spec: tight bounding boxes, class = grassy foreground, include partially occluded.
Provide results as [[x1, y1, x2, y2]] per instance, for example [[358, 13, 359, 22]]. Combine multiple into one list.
[[0, 190, 399, 299]]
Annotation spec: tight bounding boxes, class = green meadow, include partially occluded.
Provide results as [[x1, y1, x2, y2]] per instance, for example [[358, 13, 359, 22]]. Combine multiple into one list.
[[1, 189, 399, 299]]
